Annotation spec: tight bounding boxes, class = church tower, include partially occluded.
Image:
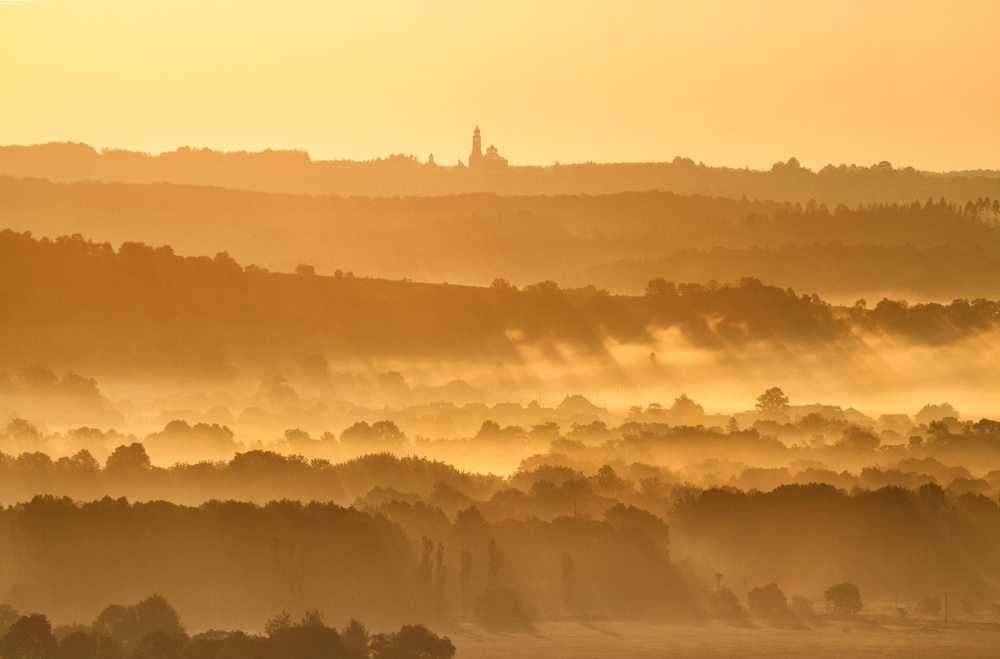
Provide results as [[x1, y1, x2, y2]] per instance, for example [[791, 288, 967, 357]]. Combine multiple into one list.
[[469, 126, 483, 167]]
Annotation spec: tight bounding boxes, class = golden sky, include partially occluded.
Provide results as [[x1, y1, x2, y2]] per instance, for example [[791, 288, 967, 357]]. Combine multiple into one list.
[[1, 0, 998, 170]]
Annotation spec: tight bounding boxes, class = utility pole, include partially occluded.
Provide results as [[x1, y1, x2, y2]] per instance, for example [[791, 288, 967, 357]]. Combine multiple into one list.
[[715, 572, 723, 593], [945, 594, 948, 627]]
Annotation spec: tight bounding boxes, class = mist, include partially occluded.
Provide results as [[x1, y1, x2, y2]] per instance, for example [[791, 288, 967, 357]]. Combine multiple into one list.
[[3, 6, 1000, 653]]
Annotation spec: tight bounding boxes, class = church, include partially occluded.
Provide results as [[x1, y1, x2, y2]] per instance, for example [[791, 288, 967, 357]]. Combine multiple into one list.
[[468, 126, 508, 170]]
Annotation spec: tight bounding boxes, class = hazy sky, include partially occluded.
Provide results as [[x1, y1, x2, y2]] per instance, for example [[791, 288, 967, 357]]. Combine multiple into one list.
[[1, 0, 998, 171]]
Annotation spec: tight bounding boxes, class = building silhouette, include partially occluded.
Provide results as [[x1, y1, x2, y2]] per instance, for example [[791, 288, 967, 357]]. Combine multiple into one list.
[[468, 126, 508, 170]]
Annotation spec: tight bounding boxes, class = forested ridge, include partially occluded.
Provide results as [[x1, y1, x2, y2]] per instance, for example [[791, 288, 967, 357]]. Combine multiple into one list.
[[3, 176, 1000, 299], [3, 230, 1000, 377], [2, 143, 1000, 206]]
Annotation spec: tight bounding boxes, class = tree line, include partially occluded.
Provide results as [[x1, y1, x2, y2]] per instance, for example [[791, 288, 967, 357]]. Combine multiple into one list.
[[0, 448, 994, 628], [0, 595, 454, 659], [4, 230, 1000, 380], [3, 175, 1000, 301], [581, 242, 1000, 299], [0, 493, 689, 631], [2, 143, 1000, 206]]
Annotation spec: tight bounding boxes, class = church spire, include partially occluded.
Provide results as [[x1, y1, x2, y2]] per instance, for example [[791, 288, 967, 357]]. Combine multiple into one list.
[[469, 126, 483, 167]]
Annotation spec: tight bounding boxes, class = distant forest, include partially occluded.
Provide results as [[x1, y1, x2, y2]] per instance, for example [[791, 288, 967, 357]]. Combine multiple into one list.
[[3, 416, 1000, 506], [0, 445, 995, 630], [2, 142, 1000, 206], [578, 243, 1000, 299], [3, 230, 1000, 377], [2, 176, 1000, 299]]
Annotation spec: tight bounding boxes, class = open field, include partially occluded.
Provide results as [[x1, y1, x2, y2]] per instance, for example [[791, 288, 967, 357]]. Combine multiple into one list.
[[450, 621, 1000, 659]]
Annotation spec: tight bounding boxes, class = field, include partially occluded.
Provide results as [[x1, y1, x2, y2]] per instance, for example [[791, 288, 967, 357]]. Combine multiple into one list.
[[450, 620, 1000, 659]]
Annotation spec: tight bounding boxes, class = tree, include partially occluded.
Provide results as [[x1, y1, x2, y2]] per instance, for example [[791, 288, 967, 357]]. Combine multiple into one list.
[[747, 583, 788, 618], [369, 624, 455, 659], [266, 611, 341, 659], [523, 280, 560, 295], [561, 553, 574, 611], [528, 421, 560, 442], [0, 605, 19, 637], [6, 419, 41, 440], [645, 278, 676, 298], [341, 620, 369, 659], [129, 632, 184, 659], [918, 482, 948, 505], [475, 420, 501, 440], [133, 595, 185, 640], [591, 464, 631, 495], [104, 443, 151, 474], [709, 586, 743, 619], [755, 387, 790, 415], [93, 596, 184, 655], [263, 611, 292, 637], [55, 631, 121, 659], [669, 394, 704, 423], [1, 614, 56, 659], [420, 537, 434, 583], [824, 583, 862, 615], [486, 541, 502, 589], [835, 426, 880, 451], [300, 609, 324, 628], [434, 543, 447, 613], [93, 605, 138, 646], [489, 278, 516, 293], [340, 420, 406, 448], [459, 551, 472, 617]]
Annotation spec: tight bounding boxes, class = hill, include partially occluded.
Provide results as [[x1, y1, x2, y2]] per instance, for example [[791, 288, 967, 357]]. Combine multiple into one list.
[[3, 142, 1000, 205], [2, 229, 999, 382], [3, 176, 999, 300]]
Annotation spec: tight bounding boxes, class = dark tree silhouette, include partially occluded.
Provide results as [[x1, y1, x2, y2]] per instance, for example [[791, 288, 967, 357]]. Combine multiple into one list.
[[129, 632, 184, 659], [368, 624, 454, 659], [340, 620, 369, 659], [94, 596, 184, 652], [93, 605, 138, 646], [55, 631, 121, 659], [104, 443, 151, 475], [824, 583, 863, 616], [420, 537, 434, 583], [134, 595, 186, 640], [1, 614, 56, 659], [756, 387, 790, 415]]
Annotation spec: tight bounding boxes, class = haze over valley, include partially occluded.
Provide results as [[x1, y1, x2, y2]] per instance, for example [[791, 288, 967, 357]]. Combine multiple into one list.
[[2, 1, 999, 657]]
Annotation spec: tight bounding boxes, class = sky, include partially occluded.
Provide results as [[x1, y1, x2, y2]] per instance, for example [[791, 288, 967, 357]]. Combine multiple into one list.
[[1, 0, 998, 171]]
